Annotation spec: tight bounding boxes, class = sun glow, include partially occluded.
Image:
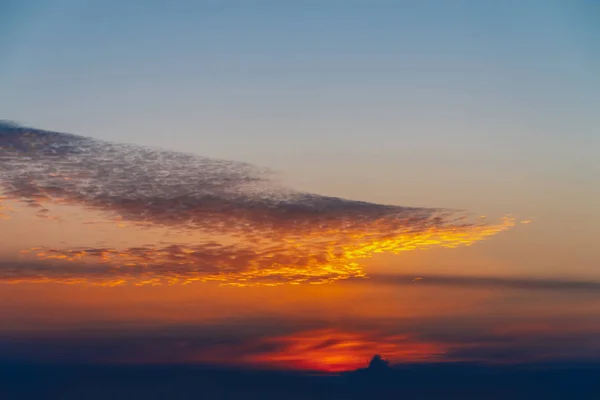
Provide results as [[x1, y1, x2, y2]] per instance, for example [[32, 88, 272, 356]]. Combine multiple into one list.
[[245, 329, 446, 372]]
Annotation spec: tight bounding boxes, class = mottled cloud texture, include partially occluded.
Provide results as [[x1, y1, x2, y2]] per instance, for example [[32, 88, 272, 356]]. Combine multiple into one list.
[[0, 121, 514, 286]]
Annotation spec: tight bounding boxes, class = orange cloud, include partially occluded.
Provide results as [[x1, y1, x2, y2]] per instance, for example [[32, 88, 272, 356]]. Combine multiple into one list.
[[9, 216, 515, 286]]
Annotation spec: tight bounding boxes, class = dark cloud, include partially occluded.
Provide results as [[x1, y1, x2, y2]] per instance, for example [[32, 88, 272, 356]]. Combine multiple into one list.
[[0, 121, 435, 233], [2, 313, 599, 369]]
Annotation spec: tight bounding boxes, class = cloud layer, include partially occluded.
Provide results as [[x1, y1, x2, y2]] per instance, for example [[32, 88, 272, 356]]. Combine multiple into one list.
[[1, 121, 514, 286], [363, 274, 600, 293], [3, 311, 600, 370]]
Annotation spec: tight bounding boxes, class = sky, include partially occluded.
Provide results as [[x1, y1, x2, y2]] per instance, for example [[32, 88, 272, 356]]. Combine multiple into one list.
[[1, 0, 600, 373]]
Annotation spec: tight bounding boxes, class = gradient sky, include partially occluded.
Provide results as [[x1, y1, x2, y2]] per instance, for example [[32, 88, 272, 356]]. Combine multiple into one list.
[[2, 0, 599, 278], [1, 0, 600, 371]]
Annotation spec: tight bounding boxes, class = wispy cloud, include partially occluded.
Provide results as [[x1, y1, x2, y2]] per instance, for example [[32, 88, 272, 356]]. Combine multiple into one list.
[[1, 122, 515, 285], [362, 274, 600, 293]]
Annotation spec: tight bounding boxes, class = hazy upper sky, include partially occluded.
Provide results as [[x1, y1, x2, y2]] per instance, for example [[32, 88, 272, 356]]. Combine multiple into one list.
[[1, 0, 600, 371]]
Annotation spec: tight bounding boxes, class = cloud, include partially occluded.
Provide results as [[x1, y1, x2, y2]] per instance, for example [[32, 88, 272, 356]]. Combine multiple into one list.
[[0, 121, 453, 233], [0, 324, 446, 371], [0, 121, 516, 286], [362, 274, 600, 293]]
